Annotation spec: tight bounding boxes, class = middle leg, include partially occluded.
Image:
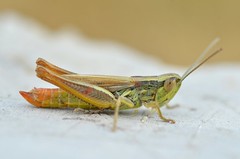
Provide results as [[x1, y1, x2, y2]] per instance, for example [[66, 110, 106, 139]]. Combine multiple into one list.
[[112, 96, 134, 131]]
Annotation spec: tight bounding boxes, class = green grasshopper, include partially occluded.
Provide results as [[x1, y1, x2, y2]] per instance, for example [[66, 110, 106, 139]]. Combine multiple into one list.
[[19, 38, 222, 131]]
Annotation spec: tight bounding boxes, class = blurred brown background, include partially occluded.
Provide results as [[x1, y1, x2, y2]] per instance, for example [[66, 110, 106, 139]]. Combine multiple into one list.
[[0, 0, 239, 66]]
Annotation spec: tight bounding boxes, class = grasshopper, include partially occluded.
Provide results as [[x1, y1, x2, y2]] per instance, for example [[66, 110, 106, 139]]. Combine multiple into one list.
[[19, 38, 222, 131]]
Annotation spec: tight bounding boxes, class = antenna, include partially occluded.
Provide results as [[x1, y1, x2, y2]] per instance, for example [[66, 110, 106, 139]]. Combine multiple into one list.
[[181, 38, 222, 81]]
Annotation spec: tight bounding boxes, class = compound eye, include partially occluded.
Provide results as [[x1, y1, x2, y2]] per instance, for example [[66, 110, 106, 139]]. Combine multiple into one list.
[[164, 78, 176, 92]]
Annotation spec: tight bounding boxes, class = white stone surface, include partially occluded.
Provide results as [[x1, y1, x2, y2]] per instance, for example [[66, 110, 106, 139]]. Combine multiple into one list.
[[0, 12, 240, 159]]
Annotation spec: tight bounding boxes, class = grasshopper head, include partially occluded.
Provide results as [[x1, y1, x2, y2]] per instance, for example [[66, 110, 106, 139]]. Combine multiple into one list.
[[156, 73, 182, 107], [156, 38, 222, 108]]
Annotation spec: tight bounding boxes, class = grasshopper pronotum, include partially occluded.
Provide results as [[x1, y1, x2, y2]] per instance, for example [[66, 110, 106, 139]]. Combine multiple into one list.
[[19, 38, 222, 131]]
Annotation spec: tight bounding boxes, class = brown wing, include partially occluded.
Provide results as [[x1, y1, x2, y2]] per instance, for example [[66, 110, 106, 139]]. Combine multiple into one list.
[[61, 74, 136, 92]]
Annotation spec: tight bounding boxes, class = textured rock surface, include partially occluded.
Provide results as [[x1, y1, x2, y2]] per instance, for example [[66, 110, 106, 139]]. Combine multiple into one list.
[[0, 12, 240, 159]]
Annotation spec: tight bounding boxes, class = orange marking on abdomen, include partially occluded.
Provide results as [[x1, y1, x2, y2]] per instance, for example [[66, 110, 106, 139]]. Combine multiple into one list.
[[19, 91, 42, 107]]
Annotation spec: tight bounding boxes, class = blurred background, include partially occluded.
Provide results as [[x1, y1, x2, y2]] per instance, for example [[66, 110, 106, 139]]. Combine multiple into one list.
[[0, 0, 239, 65], [1, 2, 240, 159]]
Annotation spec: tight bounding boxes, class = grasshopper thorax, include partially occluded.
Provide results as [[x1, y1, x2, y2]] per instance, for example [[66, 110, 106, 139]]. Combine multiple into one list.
[[155, 73, 182, 107]]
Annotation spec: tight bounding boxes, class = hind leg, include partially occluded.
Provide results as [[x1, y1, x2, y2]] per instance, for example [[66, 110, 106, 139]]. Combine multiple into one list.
[[36, 58, 75, 75]]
